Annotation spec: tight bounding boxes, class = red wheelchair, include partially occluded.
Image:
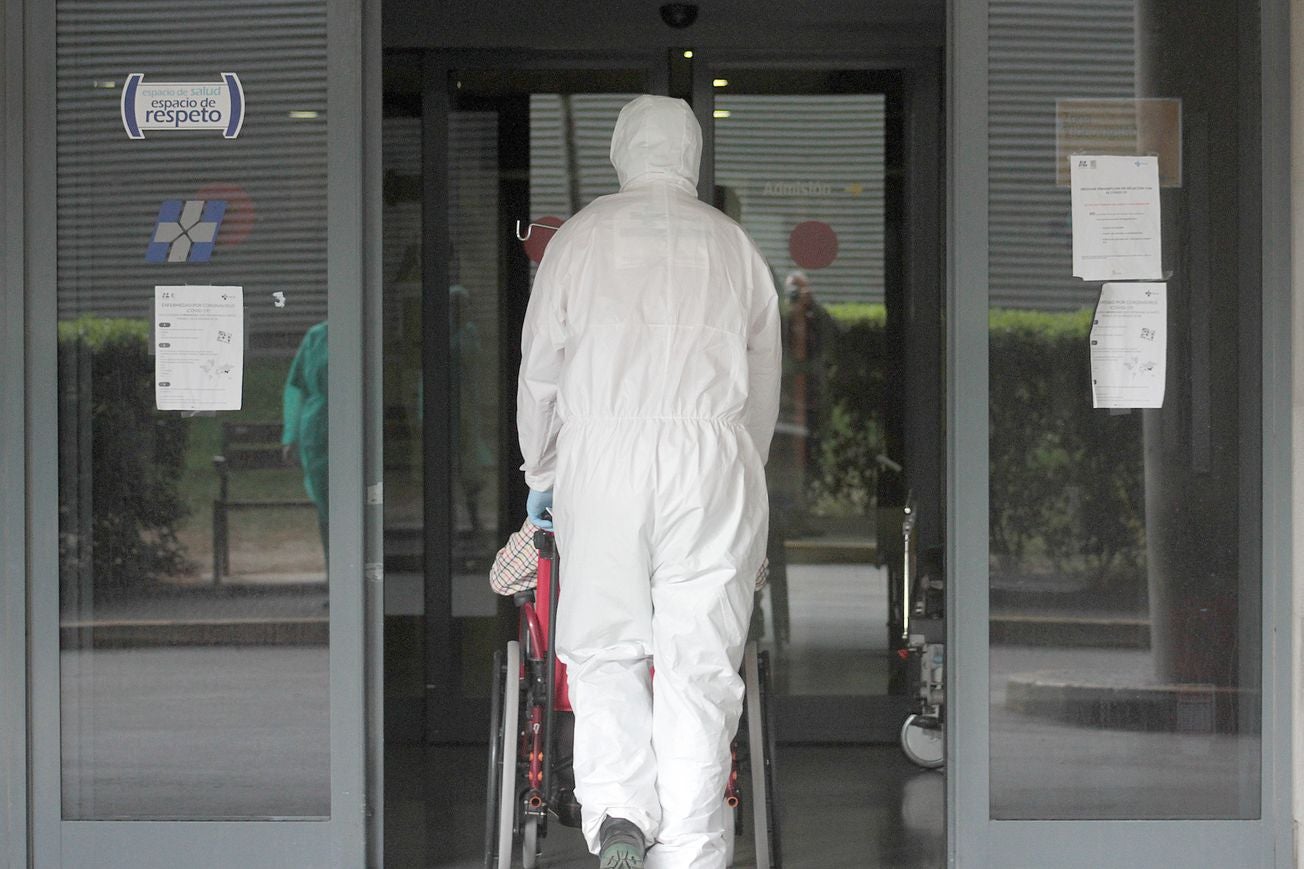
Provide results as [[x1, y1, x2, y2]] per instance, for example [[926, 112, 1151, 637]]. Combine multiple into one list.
[[485, 529, 781, 868]]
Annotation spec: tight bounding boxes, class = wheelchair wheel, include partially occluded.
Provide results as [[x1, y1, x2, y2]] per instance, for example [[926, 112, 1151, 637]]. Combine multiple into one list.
[[744, 643, 781, 869], [723, 801, 736, 867], [484, 648, 506, 869], [521, 815, 539, 869], [496, 641, 523, 869], [900, 713, 944, 769]]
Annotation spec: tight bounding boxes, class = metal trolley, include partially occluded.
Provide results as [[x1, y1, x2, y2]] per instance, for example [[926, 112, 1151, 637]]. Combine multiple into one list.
[[898, 499, 945, 770]]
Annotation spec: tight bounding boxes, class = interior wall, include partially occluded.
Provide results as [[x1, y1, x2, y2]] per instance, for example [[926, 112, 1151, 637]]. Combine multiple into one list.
[[382, 0, 944, 52]]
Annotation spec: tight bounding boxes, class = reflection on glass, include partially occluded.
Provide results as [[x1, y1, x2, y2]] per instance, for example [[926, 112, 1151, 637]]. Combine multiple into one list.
[[448, 107, 501, 548], [380, 97, 427, 723], [443, 86, 638, 702], [444, 105, 504, 702], [987, 0, 1260, 820], [283, 321, 330, 561], [56, 0, 330, 819], [714, 90, 897, 699]]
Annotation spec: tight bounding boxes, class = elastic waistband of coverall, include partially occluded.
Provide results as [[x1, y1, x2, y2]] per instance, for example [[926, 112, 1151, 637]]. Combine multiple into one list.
[[562, 415, 746, 429]]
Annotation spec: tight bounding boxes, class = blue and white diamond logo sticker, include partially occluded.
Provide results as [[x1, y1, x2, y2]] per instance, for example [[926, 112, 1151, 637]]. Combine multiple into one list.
[[147, 199, 228, 263]]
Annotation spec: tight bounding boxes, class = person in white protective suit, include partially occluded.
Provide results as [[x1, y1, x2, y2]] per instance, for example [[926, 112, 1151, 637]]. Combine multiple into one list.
[[516, 94, 782, 869]]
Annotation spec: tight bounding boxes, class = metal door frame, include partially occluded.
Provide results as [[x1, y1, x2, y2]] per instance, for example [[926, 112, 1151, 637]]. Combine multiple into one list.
[[20, 0, 378, 863], [1, 0, 30, 864], [690, 47, 945, 743], [945, 0, 1294, 864]]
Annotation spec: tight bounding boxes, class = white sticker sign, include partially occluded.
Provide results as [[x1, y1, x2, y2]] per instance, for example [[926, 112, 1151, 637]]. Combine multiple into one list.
[[1090, 282, 1166, 409], [122, 73, 245, 139], [1070, 155, 1163, 281], [155, 285, 244, 411]]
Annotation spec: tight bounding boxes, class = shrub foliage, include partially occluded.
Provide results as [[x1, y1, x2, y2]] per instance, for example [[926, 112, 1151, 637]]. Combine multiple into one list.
[[814, 304, 1144, 592], [59, 317, 192, 594]]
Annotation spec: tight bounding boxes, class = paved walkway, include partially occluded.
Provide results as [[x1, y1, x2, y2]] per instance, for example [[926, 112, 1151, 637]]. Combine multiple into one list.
[[61, 581, 329, 647]]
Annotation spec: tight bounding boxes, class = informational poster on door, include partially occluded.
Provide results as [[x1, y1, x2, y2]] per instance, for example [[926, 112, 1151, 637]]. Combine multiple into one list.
[[154, 285, 244, 411], [1090, 282, 1166, 409], [1070, 155, 1163, 281]]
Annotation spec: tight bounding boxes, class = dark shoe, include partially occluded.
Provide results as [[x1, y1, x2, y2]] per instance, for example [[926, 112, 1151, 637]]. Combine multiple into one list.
[[552, 786, 582, 828], [598, 817, 645, 869]]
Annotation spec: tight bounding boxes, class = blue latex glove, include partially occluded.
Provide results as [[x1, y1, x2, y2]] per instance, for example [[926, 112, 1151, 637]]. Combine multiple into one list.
[[526, 488, 554, 529]]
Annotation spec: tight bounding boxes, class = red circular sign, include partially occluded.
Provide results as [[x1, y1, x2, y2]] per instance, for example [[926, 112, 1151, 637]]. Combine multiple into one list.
[[523, 215, 566, 264], [197, 184, 255, 247], [788, 220, 839, 270]]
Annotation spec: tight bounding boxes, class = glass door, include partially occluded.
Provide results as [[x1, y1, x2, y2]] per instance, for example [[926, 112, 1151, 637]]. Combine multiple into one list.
[[28, 0, 369, 864], [396, 54, 947, 865], [950, 0, 1289, 864], [410, 57, 668, 742], [408, 55, 943, 748], [696, 59, 944, 746]]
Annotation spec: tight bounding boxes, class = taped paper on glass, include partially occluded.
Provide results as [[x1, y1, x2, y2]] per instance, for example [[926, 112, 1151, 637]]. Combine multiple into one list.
[[1090, 282, 1166, 409], [155, 285, 244, 411], [1070, 155, 1163, 281]]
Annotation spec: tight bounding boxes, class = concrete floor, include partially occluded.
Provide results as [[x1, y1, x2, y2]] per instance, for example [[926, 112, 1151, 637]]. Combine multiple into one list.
[[56, 642, 948, 865], [59, 646, 330, 820], [383, 742, 946, 868], [55, 562, 1262, 862], [990, 646, 1261, 820]]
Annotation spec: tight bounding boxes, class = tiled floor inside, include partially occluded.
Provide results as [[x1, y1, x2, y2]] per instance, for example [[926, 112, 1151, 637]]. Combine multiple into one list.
[[384, 742, 946, 868]]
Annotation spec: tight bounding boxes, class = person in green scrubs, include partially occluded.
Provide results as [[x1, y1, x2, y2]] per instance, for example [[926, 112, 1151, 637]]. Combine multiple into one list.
[[282, 321, 329, 562]]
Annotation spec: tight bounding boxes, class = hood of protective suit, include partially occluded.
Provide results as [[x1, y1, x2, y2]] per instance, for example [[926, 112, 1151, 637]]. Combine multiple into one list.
[[609, 95, 701, 193]]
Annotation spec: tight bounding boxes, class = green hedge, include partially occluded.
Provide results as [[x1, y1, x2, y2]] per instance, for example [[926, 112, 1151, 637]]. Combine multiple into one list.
[[59, 317, 192, 593], [56, 308, 1145, 595], [987, 308, 1145, 589], [807, 304, 890, 513], [814, 304, 1144, 591]]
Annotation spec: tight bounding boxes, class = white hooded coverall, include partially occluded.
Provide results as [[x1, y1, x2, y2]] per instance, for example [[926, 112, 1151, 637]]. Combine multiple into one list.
[[517, 95, 782, 869]]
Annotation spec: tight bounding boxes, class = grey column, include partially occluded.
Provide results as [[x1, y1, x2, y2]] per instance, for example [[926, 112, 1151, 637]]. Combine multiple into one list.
[[947, 0, 992, 863]]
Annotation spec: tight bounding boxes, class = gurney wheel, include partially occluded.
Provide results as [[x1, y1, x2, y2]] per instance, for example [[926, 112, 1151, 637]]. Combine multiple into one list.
[[900, 713, 944, 769], [496, 641, 523, 869]]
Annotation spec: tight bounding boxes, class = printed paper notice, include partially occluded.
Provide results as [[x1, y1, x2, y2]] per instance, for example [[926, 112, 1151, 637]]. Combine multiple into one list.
[[1090, 282, 1166, 409], [155, 285, 243, 411], [1070, 155, 1163, 281]]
